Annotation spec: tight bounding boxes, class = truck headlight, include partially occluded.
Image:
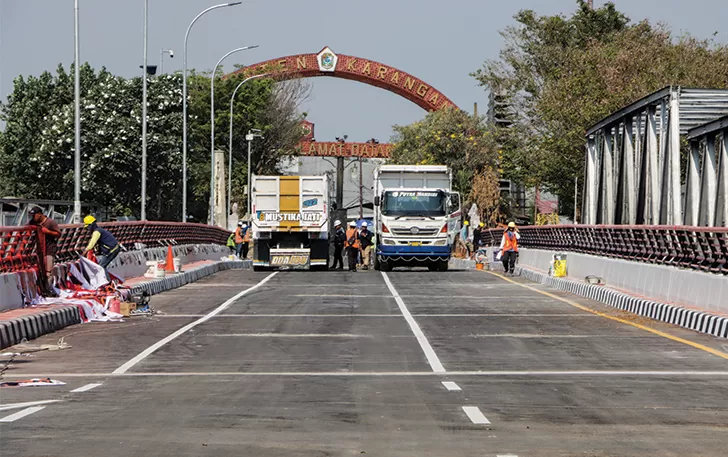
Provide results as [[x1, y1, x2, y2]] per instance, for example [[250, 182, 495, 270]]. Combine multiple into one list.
[[383, 238, 395, 245], [434, 239, 448, 246]]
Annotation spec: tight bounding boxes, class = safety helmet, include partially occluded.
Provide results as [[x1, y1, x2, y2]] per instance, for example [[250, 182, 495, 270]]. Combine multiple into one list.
[[463, 220, 469, 225], [349, 221, 357, 227], [508, 222, 516, 228], [361, 221, 368, 227], [479, 222, 485, 227], [83, 215, 96, 227], [238, 221, 243, 226], [334, 220, 341, 226]]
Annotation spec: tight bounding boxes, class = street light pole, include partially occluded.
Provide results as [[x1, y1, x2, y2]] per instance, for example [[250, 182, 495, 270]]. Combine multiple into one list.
[[245, 130, 263, 221], [73, 0, 81, 224], [228, 74, 268, 221], [209, 45, 258, 227], [141, 0, 148, 221], [182, 2, 241, 223], [160, 49, 173, 74]]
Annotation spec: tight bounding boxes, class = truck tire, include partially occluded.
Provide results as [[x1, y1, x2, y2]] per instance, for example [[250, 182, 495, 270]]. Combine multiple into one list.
[[373, 254, 381, 271], [438, 260, 449, 271], [253, 266, 265, 272], [427, 263, 438, 271], [380, 260, 392, 272]]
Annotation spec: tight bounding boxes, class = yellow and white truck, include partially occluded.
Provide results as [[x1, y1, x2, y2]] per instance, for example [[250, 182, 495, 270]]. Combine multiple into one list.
[[251, 175, 330, 271]]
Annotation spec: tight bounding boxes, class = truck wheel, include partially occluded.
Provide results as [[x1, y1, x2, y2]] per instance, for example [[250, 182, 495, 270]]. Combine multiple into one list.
[[427, 263, 438, 271], [438, 260, 449, 271], [380, 260, 392, 272], [253, 266, 265, 272], [373, 255, 381, 271]]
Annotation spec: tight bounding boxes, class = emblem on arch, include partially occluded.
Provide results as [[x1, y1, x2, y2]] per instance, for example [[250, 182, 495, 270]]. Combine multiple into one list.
[[317, 46, 338, 72]]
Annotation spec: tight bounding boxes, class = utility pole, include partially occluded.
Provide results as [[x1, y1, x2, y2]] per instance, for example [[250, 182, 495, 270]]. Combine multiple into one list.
[[141, 0, 148, 221], [587, 0, 594, 9], [336, 157, 344, 211], [574, 177, 578, 224], [359, 154, 363, 220], [73, 0, 81, 224]]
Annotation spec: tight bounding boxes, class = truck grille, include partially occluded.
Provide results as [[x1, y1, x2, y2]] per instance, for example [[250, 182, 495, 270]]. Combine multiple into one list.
[[391, 227, 439, 236]]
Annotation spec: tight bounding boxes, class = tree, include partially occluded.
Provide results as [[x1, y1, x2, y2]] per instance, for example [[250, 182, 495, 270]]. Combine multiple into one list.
[[389, 107, 501, 223], [472, 0, 728, 217], [0, 63, 309, 221]]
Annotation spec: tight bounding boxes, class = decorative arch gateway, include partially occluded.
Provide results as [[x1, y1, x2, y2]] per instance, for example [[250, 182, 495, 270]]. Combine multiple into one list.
[[228, 46, 458, 112]]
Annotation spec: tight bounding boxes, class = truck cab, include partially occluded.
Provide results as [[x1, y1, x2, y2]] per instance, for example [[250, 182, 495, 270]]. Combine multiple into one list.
[[373, 165, 461, 271]]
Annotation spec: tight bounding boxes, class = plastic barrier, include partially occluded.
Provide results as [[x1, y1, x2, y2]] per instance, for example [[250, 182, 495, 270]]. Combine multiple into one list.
[[1, 221, 230, 275], [479, 225, 728, 275]]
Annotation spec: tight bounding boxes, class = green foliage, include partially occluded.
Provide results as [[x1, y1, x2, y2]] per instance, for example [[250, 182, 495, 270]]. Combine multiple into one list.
[[389, 107, 501, 220], [472, 0, 728, 217], [0, 64, 306, 221]]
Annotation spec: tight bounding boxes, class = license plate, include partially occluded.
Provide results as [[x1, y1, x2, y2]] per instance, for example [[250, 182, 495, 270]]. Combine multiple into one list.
[[409, 241, 422, 247], [270, 254, 309, 266]]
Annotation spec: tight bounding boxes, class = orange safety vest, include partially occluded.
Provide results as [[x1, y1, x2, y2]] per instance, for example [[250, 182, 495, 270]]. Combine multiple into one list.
[[502, 230, 519, 252], [243, 229, 251, 243], [345, 228, 360, 249], [235, 227, 244, 244]]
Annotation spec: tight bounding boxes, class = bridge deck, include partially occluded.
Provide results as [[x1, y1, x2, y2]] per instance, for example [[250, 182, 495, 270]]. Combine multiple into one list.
[[1, 269, 726, 456]]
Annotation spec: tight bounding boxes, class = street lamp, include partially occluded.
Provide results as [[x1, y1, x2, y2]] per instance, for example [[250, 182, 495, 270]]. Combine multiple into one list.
[[73, 0, 81, 224], [228, 74, 268, 221], [246, 129, 264, 221], [209, 45, 259, 227], [141, 0, 149, 221], [182, 2, 242, 223], [160, 49, 174, 74]]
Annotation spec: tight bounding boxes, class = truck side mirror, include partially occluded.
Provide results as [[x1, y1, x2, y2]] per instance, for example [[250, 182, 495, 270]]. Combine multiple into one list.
[[374, 196, 380, 207]]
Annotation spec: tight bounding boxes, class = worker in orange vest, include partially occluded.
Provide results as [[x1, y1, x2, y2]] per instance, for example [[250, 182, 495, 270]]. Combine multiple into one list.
[[498, 221, 520, 275], [234, 221, 250, 260], [344, 220, 361, 271]]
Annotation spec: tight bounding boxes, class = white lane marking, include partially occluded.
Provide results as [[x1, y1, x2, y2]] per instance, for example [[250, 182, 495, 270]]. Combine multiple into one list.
[[381, 272, 445, 373], [113, 272, 278, 375], [207, 333, 373, 338], [0, 406, 46, 423], [70, 383, 102, 393], [497, 454, 519, 457], [294, 294, 392, 298], [9, 370, 728, 378], [0, 400, 61, 412], [442, 381, 462, 391], [462, 406, 491, 424]]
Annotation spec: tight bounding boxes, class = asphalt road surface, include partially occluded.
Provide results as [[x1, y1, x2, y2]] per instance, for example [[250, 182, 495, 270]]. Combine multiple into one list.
[[1, 269, 727, 456]]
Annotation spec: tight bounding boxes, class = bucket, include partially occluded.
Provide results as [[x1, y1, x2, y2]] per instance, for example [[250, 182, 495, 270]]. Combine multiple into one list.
[[173, 258, 182, 273], [154, 261, 166, 278], [552, 254, 567, 277], [475, 263, 484, 270], [145, 260, 166, 278]]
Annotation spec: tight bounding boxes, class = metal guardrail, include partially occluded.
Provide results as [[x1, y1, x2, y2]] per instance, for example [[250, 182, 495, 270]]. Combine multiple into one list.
[[0, 222, 231, 274], [481, 225, 728, 275]]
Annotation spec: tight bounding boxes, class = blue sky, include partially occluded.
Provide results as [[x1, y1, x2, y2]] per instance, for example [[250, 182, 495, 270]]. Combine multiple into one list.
[[1, 0, 727, 142]]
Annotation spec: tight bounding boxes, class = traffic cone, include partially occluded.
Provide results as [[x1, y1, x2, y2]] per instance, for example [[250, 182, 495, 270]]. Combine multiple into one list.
[[165, 245, 176, 273]]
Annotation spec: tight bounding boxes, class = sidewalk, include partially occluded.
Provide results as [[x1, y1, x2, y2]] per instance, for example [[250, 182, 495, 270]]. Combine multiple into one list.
[[0, 258, 251, 349]]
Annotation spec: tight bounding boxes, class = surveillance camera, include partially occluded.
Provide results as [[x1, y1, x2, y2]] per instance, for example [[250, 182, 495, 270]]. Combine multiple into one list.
[[169, 50, 174, 58]]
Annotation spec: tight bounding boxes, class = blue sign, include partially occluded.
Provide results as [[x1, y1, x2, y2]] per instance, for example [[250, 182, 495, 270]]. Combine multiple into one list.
[[302, 198, 318, 208]]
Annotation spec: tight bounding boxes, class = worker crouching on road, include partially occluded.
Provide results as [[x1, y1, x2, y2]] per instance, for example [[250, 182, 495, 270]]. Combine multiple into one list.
[[83, 215, 121, 270], [499, 222, 520, 275], [331, 220, 345, 270], [345, 221, 360, 272], [358, 221, 373, 270]]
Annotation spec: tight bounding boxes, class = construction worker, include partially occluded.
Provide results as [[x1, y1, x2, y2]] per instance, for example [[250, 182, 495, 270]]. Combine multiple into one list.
[[82, 215, 121, 270], [331, 220, 345, 270], [499, 221, 520, 275], [473, 222, 485, 249], [459, 220, 472, 259], [344, 220, 360, 271], [28, 206, 61, 295], [358, 221, 373, 270], [226, 232, 236, 256], [234, 222, 250, 259]]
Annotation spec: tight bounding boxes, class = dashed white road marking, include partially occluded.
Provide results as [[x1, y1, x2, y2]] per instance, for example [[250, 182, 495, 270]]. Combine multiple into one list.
[[497, 454, 519, 457], [0, 406, 46, 423], [112, 272, 278, 375], [70, 383, 102, 393], [462, 406, 491, 424], [207, 333, 373, 338], [442, 381, 462, 391], [381, 272, 445, 373], [0, 400, 60, 412]]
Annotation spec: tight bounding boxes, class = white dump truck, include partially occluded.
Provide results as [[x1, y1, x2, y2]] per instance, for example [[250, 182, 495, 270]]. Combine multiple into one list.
[[250, 175, 330, 271], [373, 165, 461, 271]]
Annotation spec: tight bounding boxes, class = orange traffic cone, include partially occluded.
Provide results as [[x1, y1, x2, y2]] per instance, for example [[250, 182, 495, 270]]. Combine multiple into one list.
[[165, 245, 176, 273]]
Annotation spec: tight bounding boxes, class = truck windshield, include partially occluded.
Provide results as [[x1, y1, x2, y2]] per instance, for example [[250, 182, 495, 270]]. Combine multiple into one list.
[[381, 190, 446, 217]]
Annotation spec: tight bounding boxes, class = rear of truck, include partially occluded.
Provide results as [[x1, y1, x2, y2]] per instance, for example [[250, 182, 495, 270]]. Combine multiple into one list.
[[251, 175, 330, 271]]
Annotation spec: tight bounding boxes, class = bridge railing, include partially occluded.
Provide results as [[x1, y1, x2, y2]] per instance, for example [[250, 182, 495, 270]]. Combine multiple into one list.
[[481, 225, 728, 275], [0, 222, 231, 274]]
